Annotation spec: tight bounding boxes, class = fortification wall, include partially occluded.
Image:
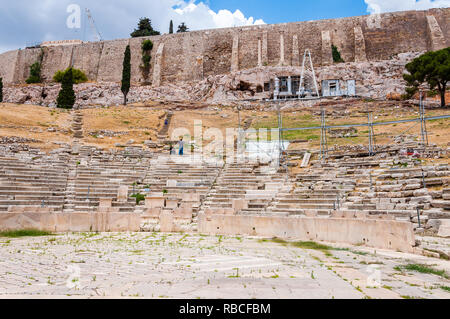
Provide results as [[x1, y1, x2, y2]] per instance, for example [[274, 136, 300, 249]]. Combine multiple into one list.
[[0, 8, 448, 86]]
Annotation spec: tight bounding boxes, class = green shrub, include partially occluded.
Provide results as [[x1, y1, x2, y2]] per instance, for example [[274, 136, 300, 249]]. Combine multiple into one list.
[[131, 193, 146, 205], [141, 39, 153, 51], [54, 68, 88, 84], [332, 45, 344, 63], [26, 62, 42, 84], [142, 54, 151, 68]]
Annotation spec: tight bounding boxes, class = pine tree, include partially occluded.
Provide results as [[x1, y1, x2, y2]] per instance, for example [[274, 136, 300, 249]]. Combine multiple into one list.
[[177, 22, 189, 33], [130, 18, 160, 37], [169, 20, 174, 34], [0, 77, 3, 103], [56, 68, 76, 109], [121, 45, 131, 106]]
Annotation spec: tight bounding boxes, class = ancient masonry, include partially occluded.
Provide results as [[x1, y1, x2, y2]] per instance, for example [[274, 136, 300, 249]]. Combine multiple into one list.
[[0, 8, 448, 86]]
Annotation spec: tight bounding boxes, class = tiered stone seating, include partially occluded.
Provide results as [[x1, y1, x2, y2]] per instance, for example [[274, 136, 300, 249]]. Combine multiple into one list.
[[268, 167, 355, 216], [201, 160, 285, 216], [0, 156, 69, 211], [141, 155, 222, 219], [63, 146, 153, 212]]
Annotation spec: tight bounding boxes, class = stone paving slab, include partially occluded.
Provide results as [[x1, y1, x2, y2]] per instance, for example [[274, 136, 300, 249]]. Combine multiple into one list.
[[0, 233, 449, 299]]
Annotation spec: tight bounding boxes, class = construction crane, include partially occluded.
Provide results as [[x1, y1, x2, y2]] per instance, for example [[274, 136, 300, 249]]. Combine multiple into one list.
[[85, 8, 103, 42]]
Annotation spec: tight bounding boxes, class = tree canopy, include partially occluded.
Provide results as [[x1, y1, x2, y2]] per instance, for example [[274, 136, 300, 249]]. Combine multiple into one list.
[[177, 22, 189, 33], [169, 20, 174, 34], [403, 47, 450, 107], [130, 18, 160, 37]]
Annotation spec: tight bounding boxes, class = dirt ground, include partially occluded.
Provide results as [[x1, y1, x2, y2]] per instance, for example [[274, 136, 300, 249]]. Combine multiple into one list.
[[0, 100, 448, 152]]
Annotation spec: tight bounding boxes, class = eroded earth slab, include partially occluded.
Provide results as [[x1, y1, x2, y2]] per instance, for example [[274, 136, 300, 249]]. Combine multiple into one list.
[[0, 233, 449, 299]]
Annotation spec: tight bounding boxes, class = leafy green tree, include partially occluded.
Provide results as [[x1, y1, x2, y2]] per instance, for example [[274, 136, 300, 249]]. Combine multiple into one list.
[[26, 62, 42, 84], [169, 20, 174, 34], [56, 67, 76, 109], [53, 68, 88, 84], [121, 45, 131, 106], [130, 18, 160, 37], [403, 47, 449, 107], [177, 22, 189, 33], [0, 77, 3, 102], [332, 45, 344, 63]]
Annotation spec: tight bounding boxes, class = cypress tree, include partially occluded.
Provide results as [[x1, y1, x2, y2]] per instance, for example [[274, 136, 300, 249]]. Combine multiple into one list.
[[121, 45, 131, 106], [169, 20, 173, 34], [56, 67, 75, 109], [0, 77, 3, 103]]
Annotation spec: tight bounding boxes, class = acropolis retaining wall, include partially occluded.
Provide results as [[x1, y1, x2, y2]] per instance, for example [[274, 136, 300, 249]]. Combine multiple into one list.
[[0, 8, 448, 86]]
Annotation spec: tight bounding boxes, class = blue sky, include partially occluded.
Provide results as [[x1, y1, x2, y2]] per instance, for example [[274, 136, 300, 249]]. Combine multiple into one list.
[[0, 0, 449, 53], [206, 0, 369, 24]]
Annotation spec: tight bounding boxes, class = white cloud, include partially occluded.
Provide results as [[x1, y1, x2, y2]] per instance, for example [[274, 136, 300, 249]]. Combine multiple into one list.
[[0, 0, 265, 54], [364, 0, 450, 14], [171, 2, 265, 30]]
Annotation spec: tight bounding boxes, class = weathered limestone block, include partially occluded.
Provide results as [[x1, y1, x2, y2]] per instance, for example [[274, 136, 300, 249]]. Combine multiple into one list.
[[199, 215, 415, 253], [145, 196, 165, 209], [173, 207, 193, 220], [143, 207, 162, 218], [410, 196, 433, 204], [437, 220, 450, 238], [181, 193, 200, 202], [278, 33, 287, 66], [166, 180, 177, 187], [117, 186, 129, 203], [165, 198, 179, 209], [232, 199, 248, 212], [152, 43, 165, 87], [231, 34, 239, 72], [292, 35, 300, 67], [431, 200, 450, 209], [413, 189, 429, 197], [426, 15, 447, 51], [262, 31, 268, 66], [160, 210, 174, 232], [354, 26, 367, 62], [321, 31, 333, 66], [97, 39, 129, 82], [404, 183, 421, 191], [257, 38, 262, 67]]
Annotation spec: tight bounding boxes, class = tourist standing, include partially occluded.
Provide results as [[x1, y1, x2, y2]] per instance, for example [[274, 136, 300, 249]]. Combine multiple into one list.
[[178, 137, 184, 155]]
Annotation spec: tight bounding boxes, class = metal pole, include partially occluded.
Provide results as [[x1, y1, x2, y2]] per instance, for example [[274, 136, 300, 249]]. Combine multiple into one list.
[[416, 207, 421, 228], [320, 109, 328, 161], [422, 169, 427, 188]]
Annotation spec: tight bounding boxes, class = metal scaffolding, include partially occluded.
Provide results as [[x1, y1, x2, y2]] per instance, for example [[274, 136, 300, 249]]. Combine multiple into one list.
[[368, 112, 375, 156], [298, 49, 320, 98], [419, 91, 429, 146], [320, 109, 328, 161]]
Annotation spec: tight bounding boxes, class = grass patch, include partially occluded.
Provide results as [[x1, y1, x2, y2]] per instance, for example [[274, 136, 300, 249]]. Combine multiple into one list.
[[291, 241, 333, 251], [0, 229, 53, 238], [399, 264, 448, 279], [440, 286, 450, 292]]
